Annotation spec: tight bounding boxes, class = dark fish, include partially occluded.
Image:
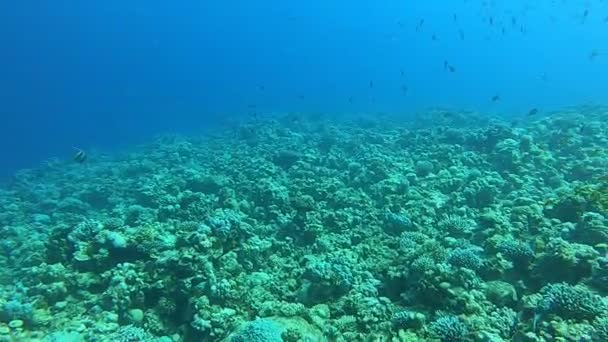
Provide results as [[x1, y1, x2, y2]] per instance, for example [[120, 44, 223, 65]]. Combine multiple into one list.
[[501, 27, 505, 35], [369, 80, 374, 88], [298, 95, 305, 100], [400, 69, 406, 77], [73, 148, 87, 163], [453, 14, 458, 22], [604, 16, 608, 23], [458, 29, 465, 40], [491, 95, 500, 102], [348, 96, 353, 104], [401, 85, 408, 96], [416, 19, 425, 31], [432, 33, 437, 41], [247, 104, 257, 109], [258, 85, 265, 91], [511, 16, 517, 25], [527, 108, 539, 116], [583, 9, 589, 19], [590, 49, 600, 60], [489, 16, 494, 26]]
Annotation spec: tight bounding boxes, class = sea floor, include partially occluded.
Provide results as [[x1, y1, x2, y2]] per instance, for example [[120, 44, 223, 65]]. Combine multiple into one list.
[[1, 106, 608, 341]]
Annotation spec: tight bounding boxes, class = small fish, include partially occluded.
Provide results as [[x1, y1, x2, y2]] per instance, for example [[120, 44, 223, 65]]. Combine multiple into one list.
[[590, 49, 600, 61], [247, 104, 257, 109], [501, 27, 505, 35], [583, 9, 589, 19], [458, 29, 465, 40], [511, 16, 517, 25], [73, 148, 87, 163], [527, 108, 539, 116], [258, 85, 265, 91], [416, 18, 425, 31], [491, 95, 500, 102], [369, 80, 374, 88], [453, 14, 458, 22], [444, 60, 456, 73], [401, 85, 408, 96], [604, 16, 608, 23], [400, 69, 406, 77], [539, 72, 548, 82], [348, 96, 353, 104], [579, 124, 586, 133], [432, 33, 437, 41], [489, 16, 494, 26]]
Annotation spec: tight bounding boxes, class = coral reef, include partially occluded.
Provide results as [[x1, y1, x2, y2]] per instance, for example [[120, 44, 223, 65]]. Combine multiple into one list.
[[1, 106, 608, 340]]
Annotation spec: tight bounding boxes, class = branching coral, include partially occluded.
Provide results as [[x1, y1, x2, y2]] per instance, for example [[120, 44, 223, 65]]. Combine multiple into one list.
[[536, 283, 607, 321]]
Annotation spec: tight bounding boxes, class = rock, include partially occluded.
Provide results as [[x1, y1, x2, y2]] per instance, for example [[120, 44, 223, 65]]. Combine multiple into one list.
[[127, 309, 144, 324], [8, 320, 23, 329], [485, 280, 517, 307]]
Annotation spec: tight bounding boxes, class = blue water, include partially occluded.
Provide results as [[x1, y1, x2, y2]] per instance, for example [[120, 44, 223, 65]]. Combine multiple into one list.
[[1, 0, 606, 178]]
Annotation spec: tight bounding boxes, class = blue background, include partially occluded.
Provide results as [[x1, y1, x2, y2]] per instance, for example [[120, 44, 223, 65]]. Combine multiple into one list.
[[0, 1, 606, 179]]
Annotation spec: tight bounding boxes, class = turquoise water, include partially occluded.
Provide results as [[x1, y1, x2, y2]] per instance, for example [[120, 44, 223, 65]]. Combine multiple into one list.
[[1, 1, 608, 341]]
